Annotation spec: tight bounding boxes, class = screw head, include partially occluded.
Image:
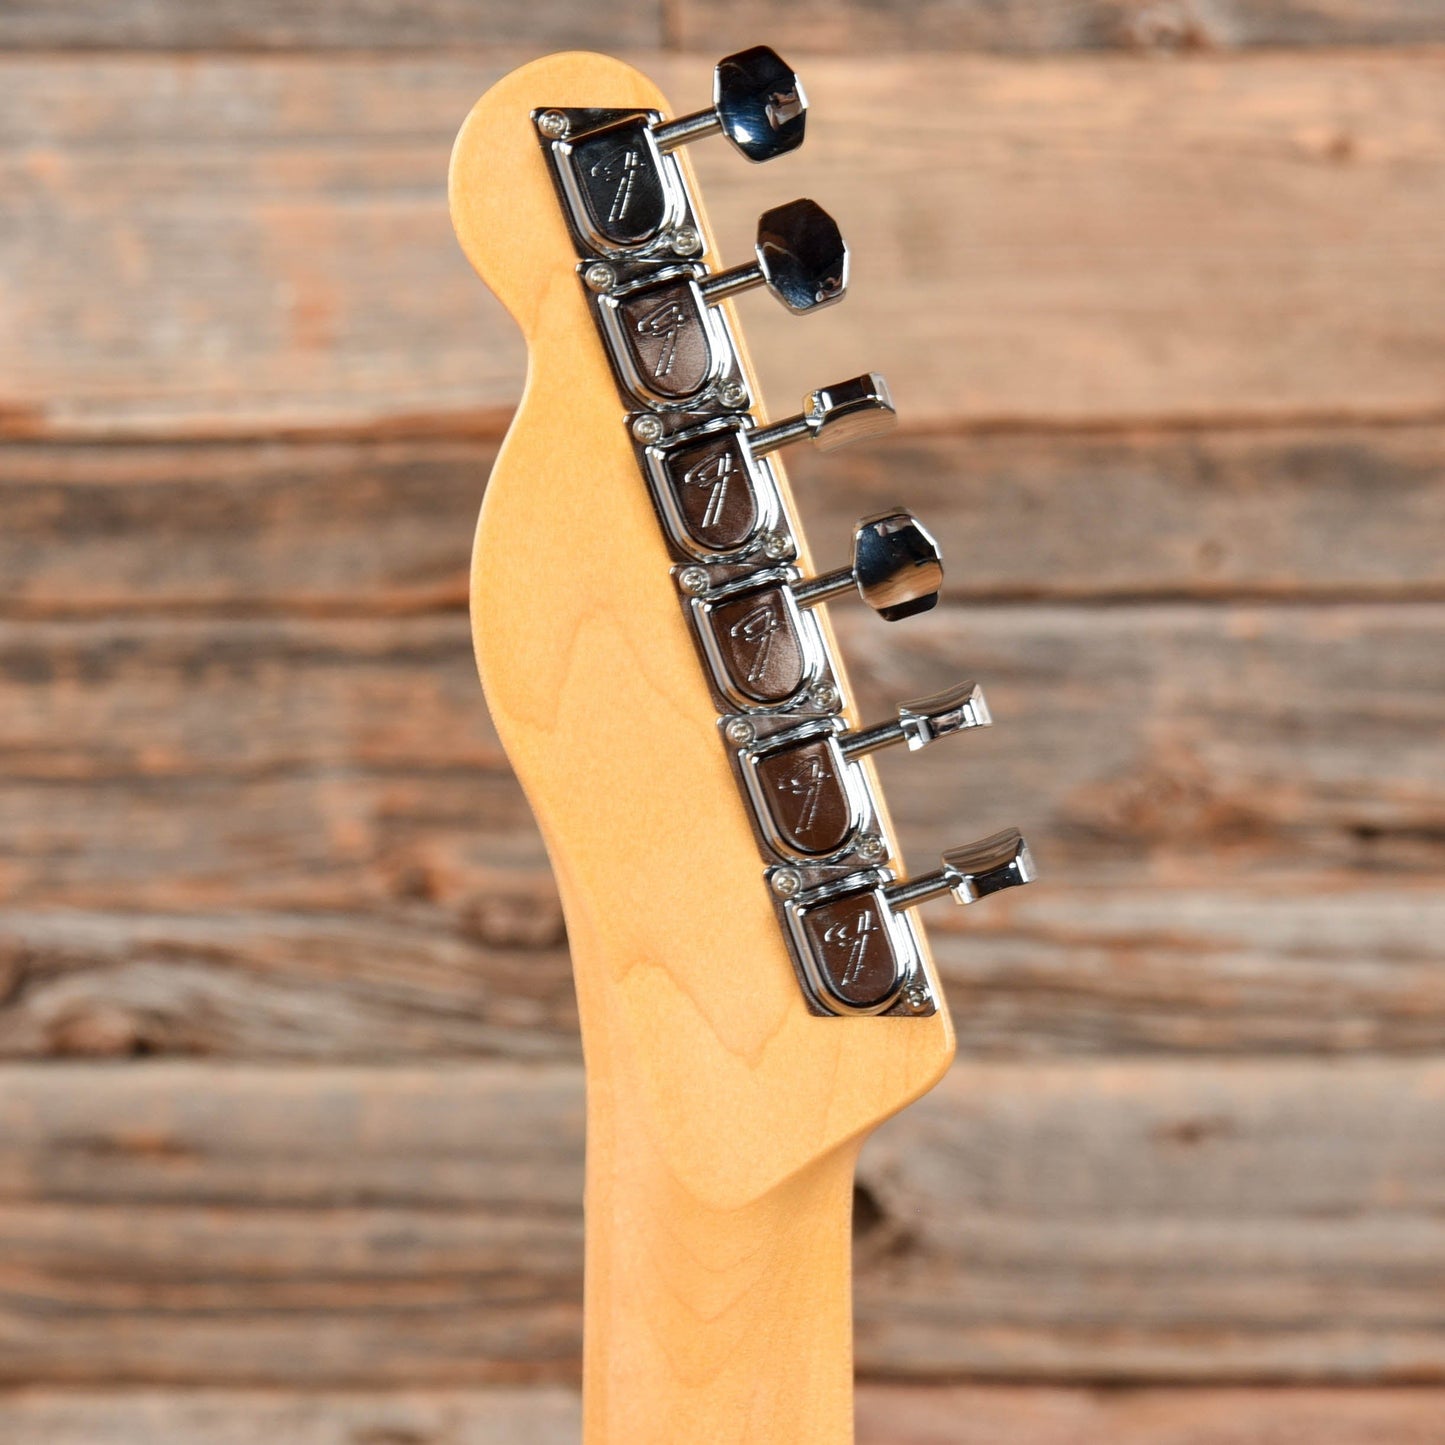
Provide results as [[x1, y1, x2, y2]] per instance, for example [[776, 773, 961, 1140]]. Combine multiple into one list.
[[583, 261, 615, 292], [760, 529, 792, 561], [808, 680, 840, 712], [724, 717, 756, 747], [677, 565, 710, 596], [670, 225, 702, 256], [856, 834, 887, 864], [536, 110, 569, 139], [717, 379, 749, 409], [902, 984, 932, 1014], [771, 867, 802, 899], [630, 413, 665, 444]]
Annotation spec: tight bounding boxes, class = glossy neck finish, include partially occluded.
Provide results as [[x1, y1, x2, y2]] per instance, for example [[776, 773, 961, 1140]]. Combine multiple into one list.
[[583, 1090, 859, 1445]]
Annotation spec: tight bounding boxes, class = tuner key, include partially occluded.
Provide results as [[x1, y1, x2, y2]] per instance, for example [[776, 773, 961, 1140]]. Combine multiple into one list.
[[652, 46, 807, 162], [840, 680, 990, 758], [792, 510, 943, 621], [748, 373, 897, 457], [885, 830, 1036, 910], [699, 199, 847, 315]]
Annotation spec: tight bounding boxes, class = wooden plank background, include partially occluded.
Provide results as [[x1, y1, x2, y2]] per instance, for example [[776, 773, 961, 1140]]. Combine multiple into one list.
[[1, 1, 1443, 1439]]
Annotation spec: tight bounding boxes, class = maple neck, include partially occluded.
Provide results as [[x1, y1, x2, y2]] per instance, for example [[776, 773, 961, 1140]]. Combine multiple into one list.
[[583, 1085, 858, 1443]]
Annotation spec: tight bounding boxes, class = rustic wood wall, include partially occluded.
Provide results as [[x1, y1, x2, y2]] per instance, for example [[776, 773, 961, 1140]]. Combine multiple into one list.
[[2, 2, 1443, 1440]]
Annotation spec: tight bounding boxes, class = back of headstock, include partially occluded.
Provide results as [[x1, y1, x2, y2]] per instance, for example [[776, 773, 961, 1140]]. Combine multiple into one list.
[[450, 49, 1034, 1442]]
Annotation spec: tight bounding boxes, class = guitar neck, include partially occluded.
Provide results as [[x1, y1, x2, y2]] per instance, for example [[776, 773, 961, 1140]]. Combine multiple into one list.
[[584, 1089, 858, 1441], [450, 45, 1034, 1445]]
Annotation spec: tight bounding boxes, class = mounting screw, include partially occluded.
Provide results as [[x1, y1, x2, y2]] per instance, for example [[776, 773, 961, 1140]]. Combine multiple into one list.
[[902, 984, 932, 1014], [631, 414, 665, 444], [583, 261, 615, 292], [808, 680, 840, 712], [536, 110, 569, 139], [771, 867, 803, 899], [856, 834, 887, 864], [671, 225, 702, 256], [760, 529, 792, 561], [677, 565, 710, 596], [724, 717, 756, 747], [718, 379, 749, 409]]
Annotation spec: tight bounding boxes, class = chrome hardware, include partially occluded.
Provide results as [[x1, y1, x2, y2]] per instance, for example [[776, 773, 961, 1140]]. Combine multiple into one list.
[[792, 510, 943, 621], [640, 379, 894, 562], [698, 200, 848, 315], [596, 269, 737, 406], [736, 717, 874, 864], [885, 830, 1036, 909], [748, 373, 896, 455], [686, 568, 832, 713], [652, 46, 807, 162], [840, 681, 990, 758], [780, 832, 1032, 1017], [545, 109, 691, 255], [781, 870, 924, 1015]]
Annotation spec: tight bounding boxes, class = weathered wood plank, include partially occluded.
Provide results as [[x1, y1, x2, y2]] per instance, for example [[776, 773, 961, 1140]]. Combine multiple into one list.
[[5, 425, 1443, 615], [2, 1060, 1445, 1382], [0, 1, 659, 50], [4, 53, 1444, 435], [6, 1385, 1445, 1445], [0, 909, 577, 1061], [857, 1384, 1445, 1443], [0, 605, 1433, 906], [2, 881, 1441, 1060], [0, 440, 488, 617], [3, 0, 1441, 52], [675, 0, 1445, 55]]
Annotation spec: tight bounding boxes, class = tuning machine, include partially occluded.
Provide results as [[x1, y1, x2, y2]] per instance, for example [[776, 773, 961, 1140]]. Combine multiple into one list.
[[640, 373, 896, 561], [726, 682, 990, 865], [538, 46, 805, 258], [778, 830, 1036, 1016], [591, 198, 849, 407], [681, 508, 943, 711]]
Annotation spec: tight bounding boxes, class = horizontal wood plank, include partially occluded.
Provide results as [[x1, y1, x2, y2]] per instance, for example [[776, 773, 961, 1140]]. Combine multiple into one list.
[[0, 603, 1435, 1057], [6, 1385, 1445, 1444], [2, 880, 1441, 1060], [4, 0, 1442, 52], [0, 1, 659, 50], [5, 425, 1443, 616], [0, 605, 1433, 901], [4, 53, 1445, 435], [3, 1060, 1445, 1382], [675, 1, 1445, 54]]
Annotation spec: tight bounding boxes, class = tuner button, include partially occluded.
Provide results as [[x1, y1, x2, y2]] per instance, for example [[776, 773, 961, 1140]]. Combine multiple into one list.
[[840, 680, 990, 759], [715, 46, 808, 161], [747, 372, 898, 458], [885, 829, 1036, 911], [793, 510, 943, 621], [652, 46, 807, 162], [698, 199, 848, 315], [756, 199, 848, 313]]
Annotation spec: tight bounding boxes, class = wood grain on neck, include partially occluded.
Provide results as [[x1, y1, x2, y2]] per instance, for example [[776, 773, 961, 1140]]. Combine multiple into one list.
[[450, 52, 954, 1443]]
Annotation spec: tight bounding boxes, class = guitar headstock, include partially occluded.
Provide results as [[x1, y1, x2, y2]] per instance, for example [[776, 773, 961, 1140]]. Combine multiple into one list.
[[449, 50, 1033, 1205]]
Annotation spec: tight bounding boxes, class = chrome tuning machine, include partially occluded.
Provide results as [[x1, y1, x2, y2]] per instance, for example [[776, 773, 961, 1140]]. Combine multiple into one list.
[[779, 830, 1036, 1016], [591, 199, 848, 407], [683, 509, 944, 711], [641, 373, 896, 561], [727, 681, 991, 865], [538, 46, 805, 258], [652, 46, 807, 162], [792, 509, 943, 621], [698, 199, 847, 315]]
